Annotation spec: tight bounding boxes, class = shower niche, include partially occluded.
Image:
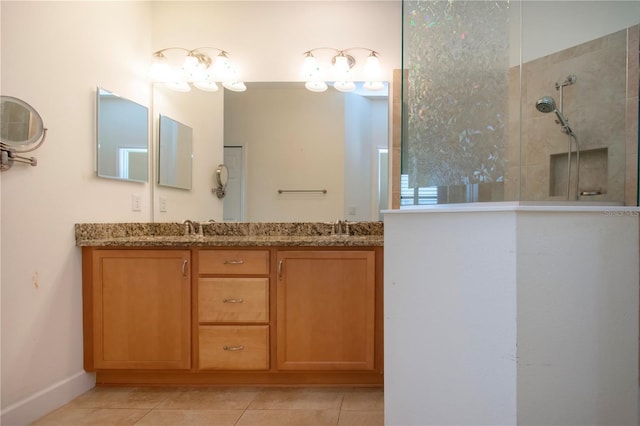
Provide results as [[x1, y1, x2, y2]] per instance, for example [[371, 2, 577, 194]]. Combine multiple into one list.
[[550, 148, 608, 199]]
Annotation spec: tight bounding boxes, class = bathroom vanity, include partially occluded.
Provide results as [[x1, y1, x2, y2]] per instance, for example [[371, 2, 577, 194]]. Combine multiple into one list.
[[76, 222, 383, 386]]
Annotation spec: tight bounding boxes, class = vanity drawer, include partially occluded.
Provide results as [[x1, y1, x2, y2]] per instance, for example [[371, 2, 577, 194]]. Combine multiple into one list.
[[199, 325, 269, 370], [199, 250, 269, 275], [199, 278, 269, 323]]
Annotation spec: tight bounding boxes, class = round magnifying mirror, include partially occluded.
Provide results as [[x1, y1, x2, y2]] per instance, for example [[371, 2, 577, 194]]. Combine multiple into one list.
[[214, 164, 229, 199], [216, 164, 229, 187], [0, 96, 45, 148]]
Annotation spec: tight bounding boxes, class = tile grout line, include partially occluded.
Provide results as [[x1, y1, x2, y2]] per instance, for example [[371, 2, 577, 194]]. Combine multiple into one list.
[[336, 392, 346, 426], [233, 387, 260, 426]]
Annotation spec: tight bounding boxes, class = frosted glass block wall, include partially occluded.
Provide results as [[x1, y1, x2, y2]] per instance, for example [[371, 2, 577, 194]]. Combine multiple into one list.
[[402, 0, 511, 204]]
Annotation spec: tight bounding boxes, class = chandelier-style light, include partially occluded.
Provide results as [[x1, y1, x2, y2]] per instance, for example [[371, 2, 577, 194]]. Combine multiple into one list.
[[150, 47, 246, 93], [301, 47, 383, 93]]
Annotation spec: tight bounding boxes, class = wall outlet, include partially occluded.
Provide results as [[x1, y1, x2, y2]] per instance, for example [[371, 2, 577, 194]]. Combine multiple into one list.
[[132, 194, 142, 212], [159, 197, 168, 212], [348, 205, 357, 216]]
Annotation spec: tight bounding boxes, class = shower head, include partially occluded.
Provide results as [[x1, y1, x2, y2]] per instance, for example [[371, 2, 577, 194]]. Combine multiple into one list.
[[535, 95, 575, 135], [535, 96, 556, 113]]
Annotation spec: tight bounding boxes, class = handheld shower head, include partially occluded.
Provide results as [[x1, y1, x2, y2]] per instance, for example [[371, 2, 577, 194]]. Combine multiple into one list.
[[535, 96, 556, 113], [535, 95, 575, 135]]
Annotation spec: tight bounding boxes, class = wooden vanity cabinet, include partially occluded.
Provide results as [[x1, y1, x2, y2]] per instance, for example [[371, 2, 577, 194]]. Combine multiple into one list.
[[82, 248, 191, 371], [276, 250, 376, 371], [82, 245, 383, 386], [196, 249, 270, 371]]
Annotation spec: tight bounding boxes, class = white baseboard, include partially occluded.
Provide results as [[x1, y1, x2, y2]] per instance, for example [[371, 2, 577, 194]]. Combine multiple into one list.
[[1, 371, 95, 426]]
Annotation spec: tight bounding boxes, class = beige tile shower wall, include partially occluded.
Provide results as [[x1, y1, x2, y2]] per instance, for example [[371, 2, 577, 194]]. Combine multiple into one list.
[[510, 25, 638, 204]]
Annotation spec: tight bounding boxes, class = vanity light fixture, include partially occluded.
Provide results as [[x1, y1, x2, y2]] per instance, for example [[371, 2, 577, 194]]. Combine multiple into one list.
[[301, 47, 383, 93], [150, 47, 246, 93]]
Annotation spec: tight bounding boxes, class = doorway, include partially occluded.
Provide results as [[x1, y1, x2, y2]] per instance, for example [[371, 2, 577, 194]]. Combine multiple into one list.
[[223, 146, 244, 222]]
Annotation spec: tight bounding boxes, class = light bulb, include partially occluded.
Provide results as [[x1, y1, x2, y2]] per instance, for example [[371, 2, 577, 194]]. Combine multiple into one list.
[[332, 55, 351, 81], [302, 53, 320, 80], [334, 81, 356, 92], [150, 54, 171, 82], [305, 81, 328, 92], [182, 55, 208, 82], [212, 53, 233, 81], [363, 53, 382, 81]]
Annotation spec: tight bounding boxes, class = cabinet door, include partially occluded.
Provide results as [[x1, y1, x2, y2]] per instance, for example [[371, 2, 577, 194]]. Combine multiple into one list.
[[276, 250, 375, 370], [92, 250, 191, 370]]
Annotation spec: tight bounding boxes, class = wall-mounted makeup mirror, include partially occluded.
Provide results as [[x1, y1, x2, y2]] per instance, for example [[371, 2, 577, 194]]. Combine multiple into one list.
[[1, 96, 45, 147], [96, 87, 149, 182], [0, 95, 47, 170], [158, 114, 193, 190]]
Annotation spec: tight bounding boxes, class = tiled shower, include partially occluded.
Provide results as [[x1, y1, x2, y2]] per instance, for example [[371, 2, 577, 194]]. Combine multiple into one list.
[[512, 24, 639, 203]]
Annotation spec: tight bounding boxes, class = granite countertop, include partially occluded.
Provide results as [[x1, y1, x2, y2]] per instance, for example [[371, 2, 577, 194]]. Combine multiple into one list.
[[75, 222, 384, 247]]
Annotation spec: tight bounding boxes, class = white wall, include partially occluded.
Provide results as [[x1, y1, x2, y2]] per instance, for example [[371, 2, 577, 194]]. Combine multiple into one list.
[[1, 2, 153, 424], [384, 206, 639, 425], [384, 209, 518, 425], [516, 211, 639, 425]]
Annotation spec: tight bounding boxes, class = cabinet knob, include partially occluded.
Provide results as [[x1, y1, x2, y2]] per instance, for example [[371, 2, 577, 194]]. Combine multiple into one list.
[[222, 298, 244, 303], [223, 345, 245, 351], [223, 260, 245, 265]]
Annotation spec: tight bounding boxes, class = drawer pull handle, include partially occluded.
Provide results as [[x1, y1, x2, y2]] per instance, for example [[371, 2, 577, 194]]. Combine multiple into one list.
[[223, 345, 245, 351], [223, 260, 245, 265], [181, 259, 188, 278], [222, 298, 244, 303], [278, 260, 283, 279]]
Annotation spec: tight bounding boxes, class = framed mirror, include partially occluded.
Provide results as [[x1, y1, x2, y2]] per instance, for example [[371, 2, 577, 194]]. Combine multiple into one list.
[[158, 114, 193, 190], [96, 87, 149, 182]]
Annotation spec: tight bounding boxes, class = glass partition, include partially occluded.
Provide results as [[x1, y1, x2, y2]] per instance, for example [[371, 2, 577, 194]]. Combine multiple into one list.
[[401, 0, 639, 206]]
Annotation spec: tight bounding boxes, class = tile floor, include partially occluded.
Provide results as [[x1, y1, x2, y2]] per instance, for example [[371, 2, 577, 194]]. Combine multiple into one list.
[[31, 386, 384, 426]]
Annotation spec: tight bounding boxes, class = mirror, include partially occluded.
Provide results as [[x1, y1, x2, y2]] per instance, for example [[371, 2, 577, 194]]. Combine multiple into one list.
[[96, 87, 149, 182], [0, 96, 45, 147], [224, 82, 389, 222], [158, 114, 193, 190], [151, 82, 389, 222]]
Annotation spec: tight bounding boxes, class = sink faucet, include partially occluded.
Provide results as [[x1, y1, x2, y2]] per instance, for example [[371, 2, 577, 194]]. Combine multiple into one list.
[[182, 219, 193, 235], [197, 219, 216, 236], [332, 219, 350, 236], [183, 219, 197, 236]]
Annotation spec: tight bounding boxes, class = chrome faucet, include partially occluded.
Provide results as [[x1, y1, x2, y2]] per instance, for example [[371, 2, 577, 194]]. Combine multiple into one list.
[[332, 219, 350, 236], [197, 219, 216, 236], [183, 219, 197, 236]]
